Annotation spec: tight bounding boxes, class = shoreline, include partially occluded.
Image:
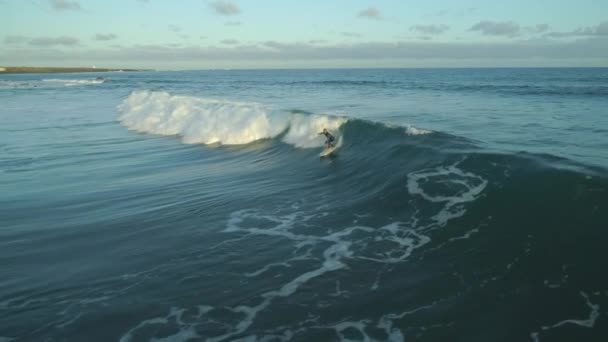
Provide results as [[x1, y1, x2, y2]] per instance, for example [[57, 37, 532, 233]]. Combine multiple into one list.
[[0, 66, 146, 74]]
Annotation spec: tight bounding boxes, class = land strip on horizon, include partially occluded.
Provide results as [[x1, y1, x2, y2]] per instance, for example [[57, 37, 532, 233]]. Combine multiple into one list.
[[0, 66, 145, 74]]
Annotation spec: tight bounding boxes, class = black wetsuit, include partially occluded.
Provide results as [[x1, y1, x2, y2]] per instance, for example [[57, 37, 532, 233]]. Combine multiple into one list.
[[321, 131, 335, 147]]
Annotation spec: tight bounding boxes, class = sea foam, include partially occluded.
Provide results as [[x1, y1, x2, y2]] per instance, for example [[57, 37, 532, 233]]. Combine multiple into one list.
[[42, 79, 105, 86], [118, 90, 346, 148]]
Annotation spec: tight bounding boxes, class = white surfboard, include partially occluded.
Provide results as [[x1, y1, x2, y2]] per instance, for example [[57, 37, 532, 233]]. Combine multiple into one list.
[[320, 145, 337, 157], [319, 136, 342, 157]]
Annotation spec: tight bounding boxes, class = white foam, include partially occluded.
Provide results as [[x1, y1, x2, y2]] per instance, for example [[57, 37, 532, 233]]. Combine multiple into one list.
[[118, 91, 347, 148], [530, 291, 600, 341], [333, 320, 373, 341], [42, 78, 105, 86], [448, 228, 480, 242], [0, 80, 36, 89], [200, 208, 429, 340], [116, 197, 453, 340], [282, 113, 346, 148], [405, 125, 432, 136], [358, 222, 431, 263], [407, 164, 487, 227], [545, 292, 599, 329], [325, 301, 440, 342], [119, 307, 200, 342]]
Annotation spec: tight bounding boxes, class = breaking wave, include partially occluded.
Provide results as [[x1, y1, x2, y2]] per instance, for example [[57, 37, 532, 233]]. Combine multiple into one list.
[[118, 91, 347, 148], [117, 90, 433, 148]]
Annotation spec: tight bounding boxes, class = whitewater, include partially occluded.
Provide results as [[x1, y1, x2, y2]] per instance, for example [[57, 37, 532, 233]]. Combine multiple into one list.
[[118, 90, 348, 147]]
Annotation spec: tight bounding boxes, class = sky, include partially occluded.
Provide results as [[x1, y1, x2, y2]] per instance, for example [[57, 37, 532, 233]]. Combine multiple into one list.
[[1, 0, 607, 69]]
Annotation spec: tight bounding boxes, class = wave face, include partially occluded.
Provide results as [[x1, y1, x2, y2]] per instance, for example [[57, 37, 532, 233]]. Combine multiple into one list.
[[118, 91, 347, 147], [112, 89, 608, 341]]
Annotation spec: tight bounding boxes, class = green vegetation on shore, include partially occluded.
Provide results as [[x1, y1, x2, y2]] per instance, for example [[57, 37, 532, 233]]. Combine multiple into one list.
[[0, 66, 145, 74]]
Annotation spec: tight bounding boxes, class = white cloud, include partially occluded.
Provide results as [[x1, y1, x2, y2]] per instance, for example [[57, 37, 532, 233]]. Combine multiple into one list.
[[341, 32, 362, 38], [597, 21, 608, 35], [4, 35, 28, 45], [209, 1, 240, 16], [358, 7, 382, 20], [29, 36, 79, 46], [70, 38, 606, 62], [470, 21, 520, 37], [545, 21, 608, 38], [220, 39, 239, 45], [4, 31, 608, 68], [526, 24, 550, 34], [168, 24, 182, 33], [49, 0, 81, 11], [94, 33, 117, 41], [410, 24, 450, 35]]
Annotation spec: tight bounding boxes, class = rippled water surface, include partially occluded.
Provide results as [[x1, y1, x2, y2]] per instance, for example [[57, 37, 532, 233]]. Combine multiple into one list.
[[1, 68, 607, 342]]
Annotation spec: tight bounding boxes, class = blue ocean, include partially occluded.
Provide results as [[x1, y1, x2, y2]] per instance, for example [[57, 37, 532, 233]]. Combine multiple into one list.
[[1, 68, 607, 342]]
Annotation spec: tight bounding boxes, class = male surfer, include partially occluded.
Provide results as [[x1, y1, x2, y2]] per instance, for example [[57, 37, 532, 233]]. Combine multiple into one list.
[[319, 128, 335, 149]]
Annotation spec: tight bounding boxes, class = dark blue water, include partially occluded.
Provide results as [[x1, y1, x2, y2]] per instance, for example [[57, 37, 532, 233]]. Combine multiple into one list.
[[1, 69, 607, 342]]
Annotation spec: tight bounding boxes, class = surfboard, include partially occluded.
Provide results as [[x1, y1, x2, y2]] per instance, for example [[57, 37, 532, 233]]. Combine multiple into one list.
[[320, 145, 337, 157]]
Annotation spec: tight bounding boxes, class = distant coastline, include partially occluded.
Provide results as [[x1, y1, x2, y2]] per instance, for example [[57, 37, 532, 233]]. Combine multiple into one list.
[[0, 66, 146, 74]]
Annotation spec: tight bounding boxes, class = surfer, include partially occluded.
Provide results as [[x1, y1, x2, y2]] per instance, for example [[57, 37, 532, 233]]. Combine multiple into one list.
[[319, 128, 335, 149]]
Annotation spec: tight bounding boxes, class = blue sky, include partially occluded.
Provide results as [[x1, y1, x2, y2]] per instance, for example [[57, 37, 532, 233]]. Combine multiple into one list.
[[1, 0, 607, 68]]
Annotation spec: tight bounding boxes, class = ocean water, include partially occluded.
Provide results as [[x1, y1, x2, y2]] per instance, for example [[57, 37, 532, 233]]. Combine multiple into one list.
[[1, 68, 607, 342]]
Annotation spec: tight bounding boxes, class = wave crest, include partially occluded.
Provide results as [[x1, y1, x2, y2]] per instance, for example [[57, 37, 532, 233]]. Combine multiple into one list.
[[118, 91, 347, 148]]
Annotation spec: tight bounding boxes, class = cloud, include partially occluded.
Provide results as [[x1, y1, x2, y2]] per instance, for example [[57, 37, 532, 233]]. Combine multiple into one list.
[[29, 36, 79, 46], [261, 41, 283, 49], [545, 21, 608, 38], [168, 24, 182, 32], [410, 24, 449, 35], [4, 35, 607, 68], [595, 21, 608, 36], [4, 35, 28, 45], [49, 0, 81, 11], [209, 1, 240, 15], [220, 39, 239, 45], [358, 7, 382, 20], [94, 33, 117, 41], [225, 21, 242, 26], [113, 38, 604, 61], [597, 21, 608, 35], [341, 32, 362, 38], [469, 21, 520, 37], [309, 40, 327, 44], [526, 24, 550, 34]]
